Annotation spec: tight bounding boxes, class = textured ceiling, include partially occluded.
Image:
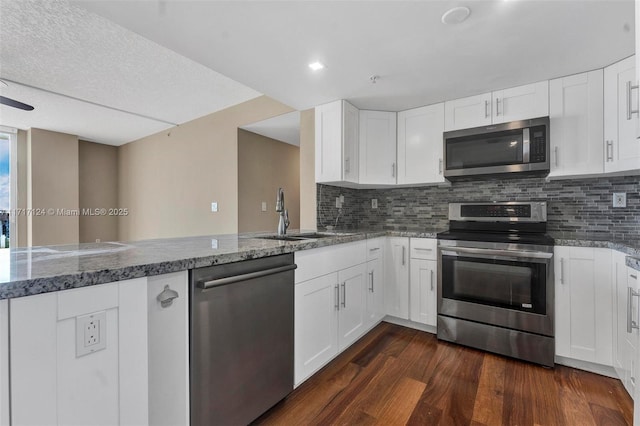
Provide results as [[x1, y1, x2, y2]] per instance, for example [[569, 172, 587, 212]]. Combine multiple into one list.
[[79, 0, 635, 112], [0, 0, 261, 145]]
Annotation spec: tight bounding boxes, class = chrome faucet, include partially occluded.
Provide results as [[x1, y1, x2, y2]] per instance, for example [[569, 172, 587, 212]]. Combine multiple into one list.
[[276, 187, 290, 235]]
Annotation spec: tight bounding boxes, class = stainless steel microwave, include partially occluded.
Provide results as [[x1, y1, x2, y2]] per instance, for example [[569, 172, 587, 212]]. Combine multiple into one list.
[[443, 117, 550, 179]]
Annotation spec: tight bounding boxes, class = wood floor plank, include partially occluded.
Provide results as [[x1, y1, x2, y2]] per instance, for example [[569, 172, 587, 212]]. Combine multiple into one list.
[[373, 377, 426, 426], [471, 353, 506, 426], [256, 322, 633, 426]]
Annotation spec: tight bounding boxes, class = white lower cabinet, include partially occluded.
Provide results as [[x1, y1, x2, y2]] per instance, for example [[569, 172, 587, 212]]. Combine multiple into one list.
[[409, 238, 438, 327], [9, 279, 149, 426], [294, 272, 340, 385], [147, 272, 189, 426], [294, 241, 369, 386], [0, 300, 8, 426], [554, 246, 613, 366], [385, 237, 410, 319], [365, 238, 385, 329], [615, 248, 640, 398]]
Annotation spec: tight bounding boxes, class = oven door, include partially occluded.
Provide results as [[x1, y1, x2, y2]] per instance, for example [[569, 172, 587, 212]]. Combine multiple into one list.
[[438, 245, 554, 336]]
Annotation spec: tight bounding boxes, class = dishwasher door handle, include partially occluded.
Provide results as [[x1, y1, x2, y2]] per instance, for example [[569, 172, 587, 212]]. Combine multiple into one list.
[[199, 264, 297, 289]]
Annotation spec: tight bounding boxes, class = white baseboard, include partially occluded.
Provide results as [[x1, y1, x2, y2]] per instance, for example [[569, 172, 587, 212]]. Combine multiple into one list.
[[554, 356, 619, 379], [382, 315, 437, 335]]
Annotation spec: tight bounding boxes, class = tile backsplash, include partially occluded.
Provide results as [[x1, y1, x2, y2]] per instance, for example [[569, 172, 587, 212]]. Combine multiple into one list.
[[317, 175, 640, 241]]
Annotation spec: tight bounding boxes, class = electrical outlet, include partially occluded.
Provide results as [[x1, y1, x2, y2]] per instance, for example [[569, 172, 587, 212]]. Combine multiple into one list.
[[335, 197, 341, 208], [613, 193, 627, 208], [76, 311, 107, 357], [211, 202, 218, 212], [372, 199, 378, 209], [211, 239, 218, 249]]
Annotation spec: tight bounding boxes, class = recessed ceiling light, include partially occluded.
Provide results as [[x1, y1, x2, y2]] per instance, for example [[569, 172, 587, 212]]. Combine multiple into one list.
[[308, 61, 325, 71], [441, 6, 471, 25]]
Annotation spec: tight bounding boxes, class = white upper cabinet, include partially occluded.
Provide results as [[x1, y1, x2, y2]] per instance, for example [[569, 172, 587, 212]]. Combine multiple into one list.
[[315, 100, 359, 184], [549, 70, 604, 177], [397, 103, 445, 185], [444, 92, 492, 131], [492, 81, 549, 124], [444, 81, 549, 131], [359, 110, 397, 185], [604, 55, 640, 173]]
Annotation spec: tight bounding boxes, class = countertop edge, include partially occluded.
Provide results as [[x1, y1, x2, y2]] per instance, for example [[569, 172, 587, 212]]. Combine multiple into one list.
[[2, 230, 638, 300]]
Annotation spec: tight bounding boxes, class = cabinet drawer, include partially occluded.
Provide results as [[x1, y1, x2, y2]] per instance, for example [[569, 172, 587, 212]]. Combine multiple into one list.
[[295, 240, 366, 283], [410, 238, 437, 260], [366, 238, 384, 260]]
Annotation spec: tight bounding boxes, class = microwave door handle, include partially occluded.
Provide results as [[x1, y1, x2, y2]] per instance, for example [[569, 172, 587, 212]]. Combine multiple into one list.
[[522, 128, 530, 163]]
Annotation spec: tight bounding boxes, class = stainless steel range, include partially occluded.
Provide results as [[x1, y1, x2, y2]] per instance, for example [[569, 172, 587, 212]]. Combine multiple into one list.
[[436, 202, 555, 367]]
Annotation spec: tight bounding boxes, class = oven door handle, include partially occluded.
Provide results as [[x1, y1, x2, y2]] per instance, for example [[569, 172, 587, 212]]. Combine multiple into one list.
[[440, 246, 553, 261]]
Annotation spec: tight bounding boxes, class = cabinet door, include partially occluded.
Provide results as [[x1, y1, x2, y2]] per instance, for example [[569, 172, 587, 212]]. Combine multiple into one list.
[[397, 103, 445, 184], [338, 263, 367, 351], [614, 250, 630, 385], [0, 300, 7, 426], [628, 267, 640, 400], [605, 56, 640, 173], [343, 100, 360, 183], [492, 81, 549, 124], [409, 258, 437, 327], [444, 92, 492, 131], [549, 70, 604, 177], [384, 237, 409, 319], [294, 272, 339, 385], [365, 257, 384, 329], [555, 247, 613, 365], [359, 110, 397, 185], [315, 101, 343, 183]]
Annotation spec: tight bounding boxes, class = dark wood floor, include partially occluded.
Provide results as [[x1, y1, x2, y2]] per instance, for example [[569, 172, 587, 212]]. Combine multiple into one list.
[[255, 322, 633, 426]]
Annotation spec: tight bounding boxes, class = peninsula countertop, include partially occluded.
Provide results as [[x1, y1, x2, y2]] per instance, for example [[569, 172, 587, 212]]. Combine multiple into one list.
[[2, 228, 638, 300]]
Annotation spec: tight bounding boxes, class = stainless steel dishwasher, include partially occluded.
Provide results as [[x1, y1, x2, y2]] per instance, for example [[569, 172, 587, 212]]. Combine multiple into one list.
[[189, 254, 296, 425]]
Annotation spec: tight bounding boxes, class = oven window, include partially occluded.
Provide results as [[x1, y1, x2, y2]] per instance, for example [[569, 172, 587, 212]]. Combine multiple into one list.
[[446, 128, 524, 170], [441, 255, 546, 314]]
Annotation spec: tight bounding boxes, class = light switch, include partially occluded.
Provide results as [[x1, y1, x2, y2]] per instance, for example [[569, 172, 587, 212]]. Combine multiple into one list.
[[211, 202, 218, 212], [261, 201, 267, 212]]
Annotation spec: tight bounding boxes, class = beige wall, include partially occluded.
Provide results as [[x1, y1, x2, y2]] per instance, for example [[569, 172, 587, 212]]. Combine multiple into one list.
[[27, 128, 79, 246], [79, 140, 118, 243], [15, 129, 28, 247], [118, 96, 293, 241], [237, 130, 300, 233], [299, 109, 316, 230]]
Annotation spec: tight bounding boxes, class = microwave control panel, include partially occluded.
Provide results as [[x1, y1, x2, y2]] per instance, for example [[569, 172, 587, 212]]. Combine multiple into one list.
[[530, 125, 546, 163]]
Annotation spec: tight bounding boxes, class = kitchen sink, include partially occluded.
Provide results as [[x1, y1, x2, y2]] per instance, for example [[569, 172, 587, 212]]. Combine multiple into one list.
[[253, 232, 355, 241]]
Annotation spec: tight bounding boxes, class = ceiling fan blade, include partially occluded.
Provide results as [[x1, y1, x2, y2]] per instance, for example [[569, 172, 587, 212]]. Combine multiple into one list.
[[0, 96, 34, 111]]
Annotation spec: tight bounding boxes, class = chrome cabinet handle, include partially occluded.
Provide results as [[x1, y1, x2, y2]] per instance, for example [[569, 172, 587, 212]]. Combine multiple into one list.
[[392, 163, 396, 178], [430, 269, 434, 291], [627, 286, 640, 333], [157, 285, 179, 308], [369, 247, 380, 252], [605, 140, 613, 162], [341, 282, 346, 308], [627, 81, 639, 120], [559, 258, 564, 284], [484, 100, 490, 118], [554, 147, 559, 167], [402, 246, 406, 266], [496, 98, 501, 116], [335, 284, 340, 310], [369, 271, 374, 292], [414, 247, 433, 251], [631, 274, 638, 280], [439, 158, 443, 174]]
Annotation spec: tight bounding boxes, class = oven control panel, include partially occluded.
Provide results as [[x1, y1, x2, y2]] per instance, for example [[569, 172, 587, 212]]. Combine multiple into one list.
[[449, 202, 547, 222]]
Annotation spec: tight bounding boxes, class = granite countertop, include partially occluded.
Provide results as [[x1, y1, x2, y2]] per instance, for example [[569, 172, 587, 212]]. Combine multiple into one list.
[[1, 227, 637, 300]]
